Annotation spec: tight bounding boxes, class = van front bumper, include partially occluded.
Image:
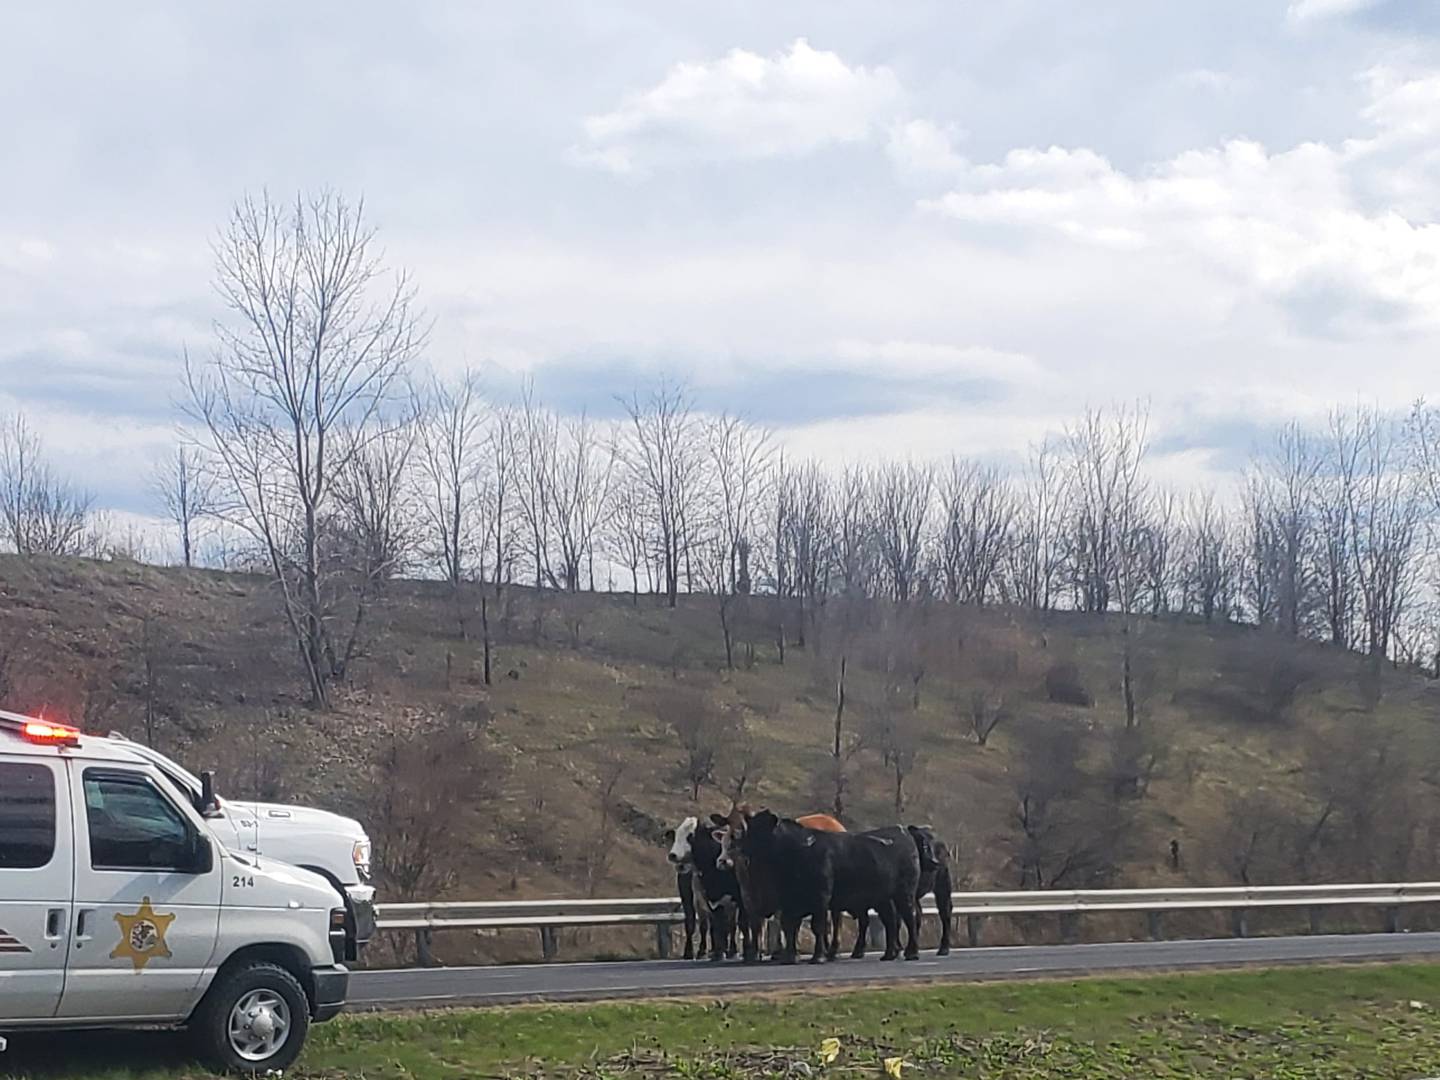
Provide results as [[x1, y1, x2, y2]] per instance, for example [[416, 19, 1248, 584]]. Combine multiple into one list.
[[346, 884, 376, 946], [311, 964, 349, 1022]]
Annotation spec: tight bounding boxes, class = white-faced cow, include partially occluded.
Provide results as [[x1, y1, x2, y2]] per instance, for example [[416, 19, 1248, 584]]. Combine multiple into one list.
[[662, 817, 708, 960], [664, 815, 740, 960]]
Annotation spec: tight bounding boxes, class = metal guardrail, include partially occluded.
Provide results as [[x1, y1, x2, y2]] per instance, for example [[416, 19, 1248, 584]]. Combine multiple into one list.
[[376, 882, 1440, 960]]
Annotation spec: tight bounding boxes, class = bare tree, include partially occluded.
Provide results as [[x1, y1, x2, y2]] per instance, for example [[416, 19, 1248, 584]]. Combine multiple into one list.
[[864, 682, 922, 815], [0, 411, 94, 557], [609, 471, 652, 603], [185, 191, 425, 708], [1181, 489, 1237, 621], [415, 369, 486, 589], [1244, 423, 1321, 635], [514, 382, 557, 590], [706, 414, 773, 595], [152, 445, 215, 568], [368, 714, 495, 963], [835, 464, 876, 597], [966, 687, 1010, 746], [645, 686, 739, 800], [936, 458, 1013, 605], [485, 405, 519, 596], [548, 413, 616, 591], [775, 459, 835, 637], [1007, 718, 1124, 889], [620, 381, 705, 607], [1339, 407, 1422, 663], [1063, 404, 1150, 613], [329, 417, 419, 677], [871, 461, 933, 603], [1007, 437, 1067, 610]]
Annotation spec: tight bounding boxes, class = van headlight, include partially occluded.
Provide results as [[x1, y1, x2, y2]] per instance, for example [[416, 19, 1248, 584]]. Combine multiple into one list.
[[352, 839, 372, 881]]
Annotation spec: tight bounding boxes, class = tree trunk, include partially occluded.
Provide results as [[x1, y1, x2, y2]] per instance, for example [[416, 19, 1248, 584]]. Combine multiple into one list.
[[482, 597, 493, 687]]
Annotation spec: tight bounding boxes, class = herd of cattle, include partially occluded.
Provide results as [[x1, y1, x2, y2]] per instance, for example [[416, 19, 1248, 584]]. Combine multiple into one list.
[[663, 805, 955, 964]]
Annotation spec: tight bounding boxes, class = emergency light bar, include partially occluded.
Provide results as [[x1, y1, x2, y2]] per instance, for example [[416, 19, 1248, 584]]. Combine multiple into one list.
[[0, 709, 82, 747]]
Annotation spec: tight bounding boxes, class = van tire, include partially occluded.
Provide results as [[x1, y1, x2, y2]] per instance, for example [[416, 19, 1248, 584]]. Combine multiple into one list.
[[189, 961, 311, 1074]]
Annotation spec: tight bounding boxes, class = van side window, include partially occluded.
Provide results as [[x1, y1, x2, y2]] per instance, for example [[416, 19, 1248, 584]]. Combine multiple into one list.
[[83, 770, 192, 871], [0, 763, 56, 869]]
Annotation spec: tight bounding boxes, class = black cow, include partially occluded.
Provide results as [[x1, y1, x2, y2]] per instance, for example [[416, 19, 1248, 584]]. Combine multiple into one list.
[[740, 810, 920, 964], [853, 825, 954, 957]]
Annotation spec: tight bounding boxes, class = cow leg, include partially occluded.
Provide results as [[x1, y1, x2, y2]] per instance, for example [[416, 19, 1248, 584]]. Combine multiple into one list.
[[878, 900, 900, 961], [933, 865, 953, 956], [899, 891, 921, 960], [825, 907, 843, 961], [726, 905, 739, 958], [740, 912, 759, 964], [809, 901, 830, 965], [709, 905, 728, 962], [850, 910, 867, 960], [698, 909, 709, 960], [679, 874, 696, 960], [777, 914, 802, 964]]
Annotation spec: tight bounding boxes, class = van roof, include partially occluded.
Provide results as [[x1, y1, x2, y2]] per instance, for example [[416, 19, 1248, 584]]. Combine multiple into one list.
[[0, 709, 156, 767]]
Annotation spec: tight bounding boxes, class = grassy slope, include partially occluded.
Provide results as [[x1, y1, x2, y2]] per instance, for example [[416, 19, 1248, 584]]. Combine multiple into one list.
[[6, 965, 1440, 1078], [4, 555, 1440, 960]]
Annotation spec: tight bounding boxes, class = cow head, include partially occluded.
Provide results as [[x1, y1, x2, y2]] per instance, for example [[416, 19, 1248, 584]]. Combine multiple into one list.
[[713, 808, 745, 870], [666, 816, 699, 867], [739, 808, 781, 858]]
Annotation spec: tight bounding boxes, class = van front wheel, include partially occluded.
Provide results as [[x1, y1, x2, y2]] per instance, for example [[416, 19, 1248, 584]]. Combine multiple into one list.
[[190, 961, 311, 1074]]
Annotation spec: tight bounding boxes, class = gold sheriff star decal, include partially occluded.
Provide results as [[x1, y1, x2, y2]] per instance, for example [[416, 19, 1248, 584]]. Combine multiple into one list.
[[110, 898, 175, 971]]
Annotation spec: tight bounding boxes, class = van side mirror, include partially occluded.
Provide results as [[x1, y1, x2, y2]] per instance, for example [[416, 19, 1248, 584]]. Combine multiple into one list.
[[199, 771, 220, 817], [186, 832, 214, 875]]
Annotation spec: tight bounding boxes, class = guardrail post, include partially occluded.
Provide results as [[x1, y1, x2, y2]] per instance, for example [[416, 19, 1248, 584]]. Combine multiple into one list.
[[1385, 906, 1403, 934], [1146, 911, 1164, 941], [966, 916, 983, 948], [1060, 912, 1080, 944], [1230, 909, 1249, 938], [1308, 906, 1323, 934], [655, 921, 673, 958], [540, 926, 558, 961]]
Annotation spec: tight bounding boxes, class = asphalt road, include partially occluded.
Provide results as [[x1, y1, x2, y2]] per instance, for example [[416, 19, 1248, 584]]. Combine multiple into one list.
[[350, 931, 1440, 1008]]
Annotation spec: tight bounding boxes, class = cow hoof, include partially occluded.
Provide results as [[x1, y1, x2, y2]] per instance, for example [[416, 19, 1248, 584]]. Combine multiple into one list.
[[808, 956, 825, 965], [849, 951, 865, 961], [937, 946, 951, 957], [881, 952, 899, 962], [904, 952, 920, 961], [682, 949, 694, 960]]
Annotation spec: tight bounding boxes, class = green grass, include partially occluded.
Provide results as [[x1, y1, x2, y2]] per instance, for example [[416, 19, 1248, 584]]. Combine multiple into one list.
[[9, 964, 1440, 1078]]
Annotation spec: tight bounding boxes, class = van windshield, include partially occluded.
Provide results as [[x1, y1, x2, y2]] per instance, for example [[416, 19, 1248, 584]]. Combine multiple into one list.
[[132, 744, 204, 799]]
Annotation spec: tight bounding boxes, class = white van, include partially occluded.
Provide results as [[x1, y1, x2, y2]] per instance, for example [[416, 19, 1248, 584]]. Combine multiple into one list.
[[105, 733, 376, 960], [0, 710, 349, 1073]]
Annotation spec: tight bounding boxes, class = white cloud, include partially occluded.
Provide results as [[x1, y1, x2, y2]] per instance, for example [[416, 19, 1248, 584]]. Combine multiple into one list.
[[886, 119, 969, 178], [1286, 0, 1381, 23], [1176, 68, 1242, 94], [828, 340, 1047, 386], [917, 71, 1440, 332], [577, 38, 903, 173]]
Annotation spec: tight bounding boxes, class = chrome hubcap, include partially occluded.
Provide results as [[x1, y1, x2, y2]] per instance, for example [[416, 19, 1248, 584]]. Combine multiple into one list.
[[228, 989, 291, 1061]]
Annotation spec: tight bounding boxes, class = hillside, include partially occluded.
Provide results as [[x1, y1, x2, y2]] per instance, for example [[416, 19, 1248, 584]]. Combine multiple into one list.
[[4, 554, 1440, 962]]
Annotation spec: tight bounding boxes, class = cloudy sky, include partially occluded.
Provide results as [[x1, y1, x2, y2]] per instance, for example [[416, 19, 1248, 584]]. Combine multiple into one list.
[[4, 0, 1440, 529]]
